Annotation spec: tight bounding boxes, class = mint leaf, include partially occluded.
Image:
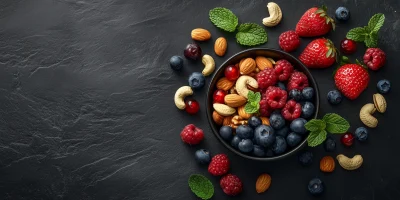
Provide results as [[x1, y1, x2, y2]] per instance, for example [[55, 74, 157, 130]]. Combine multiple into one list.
[[188, 174, 214, 200], [209, 8, 238, 32], [322, 113, 350, 134], [236, 23, 268, 46], [346, 27, 369, 42], [254, 92, 261, 102], [307, 130, 327, 147], [365, 31, 378, 47], [244, 103, 258, 114], [368, 13, 385, 32], [304, 119, 326, 132], [247, 91, 256, 102]]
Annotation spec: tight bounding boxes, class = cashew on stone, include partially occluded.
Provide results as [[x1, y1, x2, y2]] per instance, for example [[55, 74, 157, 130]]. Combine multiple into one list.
[[359, 103, 378, 128], [336, 154, 363, 170], [235, 76, 258, 98], [202, 54, 215, 76], [174, 86, 193, 110], [262, 2, 283, 27]]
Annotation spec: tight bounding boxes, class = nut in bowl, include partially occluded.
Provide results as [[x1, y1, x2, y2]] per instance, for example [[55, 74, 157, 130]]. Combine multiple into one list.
[[206, 48, 320, 161]]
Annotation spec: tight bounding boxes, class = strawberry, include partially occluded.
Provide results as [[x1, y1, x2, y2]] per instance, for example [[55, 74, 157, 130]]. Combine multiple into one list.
[[299, 38, 336, 68], [295, 6, 335, 37], [334, 64, 369, 100]]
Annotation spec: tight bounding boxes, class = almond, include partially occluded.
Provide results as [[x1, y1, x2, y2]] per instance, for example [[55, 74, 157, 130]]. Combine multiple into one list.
[[223, 115, 234, 126], [256, 173, 271, 194], [320, 156, 335, 173], [238, 105, 252, 119], [260, 117, 270, 126], [216, 77, 235, 91], [239, 58, 256, 75], [224, 94, 247, 107], [214, 37, 227, 56], [212, 111, 224, 125], [191, 28, 211, 41], [256, 56, 273, 70]]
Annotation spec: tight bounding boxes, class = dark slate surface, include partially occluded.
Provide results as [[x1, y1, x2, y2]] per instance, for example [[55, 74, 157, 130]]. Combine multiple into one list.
[[0, 0, 399, 199]]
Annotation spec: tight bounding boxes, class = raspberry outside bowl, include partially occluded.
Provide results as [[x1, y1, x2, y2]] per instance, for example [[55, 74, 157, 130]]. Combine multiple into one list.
[[206, 48, 320, 161]]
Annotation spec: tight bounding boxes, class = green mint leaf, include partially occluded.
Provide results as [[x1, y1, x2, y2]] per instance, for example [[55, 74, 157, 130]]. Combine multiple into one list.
[[368, 13, 385, 33], [322, 113, 350, 134], [209, 7, 238, 32], [307, 130, 327, 147], [346, 27, 369, 42], [365, 31, 378, 48], [188, 174, 214, 200], [236, 23, 268, 46], [255, 92, 261, 102], [244, 103, 258, 114], [304, 119, 326, 132], [247, 91, 256, 102]]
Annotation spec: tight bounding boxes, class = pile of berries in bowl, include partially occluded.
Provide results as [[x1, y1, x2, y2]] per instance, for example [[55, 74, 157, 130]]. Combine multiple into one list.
[[207, 48, 319, 161]]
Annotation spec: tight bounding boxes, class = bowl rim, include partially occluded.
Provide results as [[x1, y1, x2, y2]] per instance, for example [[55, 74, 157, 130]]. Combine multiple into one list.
[[206, 47, 320, 161]]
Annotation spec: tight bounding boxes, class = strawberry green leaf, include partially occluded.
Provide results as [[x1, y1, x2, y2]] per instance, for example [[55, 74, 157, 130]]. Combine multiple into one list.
[[188, 174, 214, 200], [236, 23, 268, 46], [368, 13, 385, 33], [307, 130, 327, 147], [209, 7, 238, 32], [322, 113, 350, 134], [326, 48, 333, 58], [346, 27, 369, 42]]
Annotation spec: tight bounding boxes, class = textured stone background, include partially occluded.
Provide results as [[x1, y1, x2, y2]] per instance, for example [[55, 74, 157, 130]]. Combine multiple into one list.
[[0, 0, 399, 199]]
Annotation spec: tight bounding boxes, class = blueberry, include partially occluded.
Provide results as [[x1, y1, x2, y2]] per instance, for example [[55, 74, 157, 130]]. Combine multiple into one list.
[[194, 149, 211, 164], [231, 135, 241, 149], [276, 126, 289, 138], [254, 125, 276, 148], [289, 89, 302, 101], [265, 148, 275, 157], [169, 56, 183, 70], [301, 101, 315, 119], [302, 87, 314, 100], [272, 136, 287, 155], [253, 145, 265, 157], [219, 126, 233, 141], [327, 90, 343, 105], [188, 72, 205, 89], [355, 127, 368, 142], [290, 118, 308, 134], [335, 7, 350, 21], [286, 132, 302, 147], [377, 79, 391, 94], [236, 125, 254, 139], [298, 151, 313, 166], [308, 178, 324, 196], [323, 136, 336, 152], [270, 113, 285, 130], [248, 116, 262, 129], [276, 82, 286, 90], [238, 139, 254, 153]]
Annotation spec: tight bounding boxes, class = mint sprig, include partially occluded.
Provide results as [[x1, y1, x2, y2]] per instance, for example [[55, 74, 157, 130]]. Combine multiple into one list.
[[188, 174, 214, 200], [209, 7, 238, 32], [305, 113, 350, 147], [244, 91, 261, 114], [346, 13, 385, 47], [236, 23, 268, 46]]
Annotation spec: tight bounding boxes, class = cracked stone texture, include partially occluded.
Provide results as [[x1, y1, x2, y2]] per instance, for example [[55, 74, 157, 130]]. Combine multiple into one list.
[[0, 0, 399, 199]]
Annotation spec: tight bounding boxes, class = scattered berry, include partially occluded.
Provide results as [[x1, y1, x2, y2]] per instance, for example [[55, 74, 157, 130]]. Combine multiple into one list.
[[254, 125, 276, 148], [298, 151, 313, 166], [219, 126, 233, 141], [355, 127, 368, 142], [276, 82, 286, 90], [259, 98, 272, 117], [335, 7, 350, 21], [282, 100, 302, 121], [269, 113, 286, 130], [265, 86, 288, 109], [257, 68, 278, 90], [340, 39, 357, 54], [363, 48, 386, 71], [327, 90, 343, 105], [180, 124, 204, 145], [238, 139, 254, 153], [220, 174, 243, 196], [334, 64, 369, 100], [302, 87, 314, 100], [169, 55, 183, 70], [208, 154, 230, 176], [301, 101, 315, 119], [289, 89, 303, 101], [224, 65, 240, 81], [272, 136, 287, 155], [377, 79, 391, 94], [308, 178, 324, 195], [248, 116, 262, 128], [324, 136, 336, 152], [236, 125, 254, 139], [290, 118, 308, 134], [231, 135, 241, 149], [213, 89, 227, 104], [341, 132, 354, 147], [279, 30, 301, 52], [184, 43, 202, 60], [188, 72, 205, 89], [185, 100, 200, 114], [299, 38, 337, 68], [287, 71, 309, 91], [276, 126, 289, 138], [253, 145, 265, 157], [295, 7, 335, 37], [286, 132, 302, 147], [274, 59, 294, 81], [195, 149, 211, 164]]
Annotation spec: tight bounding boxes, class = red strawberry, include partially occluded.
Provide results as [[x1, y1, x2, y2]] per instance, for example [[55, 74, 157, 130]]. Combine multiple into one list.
[[334, 64, 370, 100], [299, 38, 336, 68], [295, 6, 335, 37]]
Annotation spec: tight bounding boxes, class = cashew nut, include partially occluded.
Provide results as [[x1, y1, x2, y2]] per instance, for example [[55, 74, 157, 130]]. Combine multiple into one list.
[[336, 154, 363, 170], [359, 103, 378, 128], [174, 86, 193, 110], [373, 93, 387, 113], [262, 2, 283, 27], [235, 76, 258, 98], [202, 54, 215, 76], [213, 103, 236, 116]]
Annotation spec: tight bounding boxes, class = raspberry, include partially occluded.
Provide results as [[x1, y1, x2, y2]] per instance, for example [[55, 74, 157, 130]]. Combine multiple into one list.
[[208, 154, 230, 176], [287, 71, 309, 91], [259, 98, 271, 117], [265, 86, 288, 110], [257, 68, 278, 90], [282, 100, 302, 121], [363, 48, 386, 71], [180, 124, 204, 145], [279, 30, 300, 52], [274, 59, 294, 81], [220, 174, 243, 196]]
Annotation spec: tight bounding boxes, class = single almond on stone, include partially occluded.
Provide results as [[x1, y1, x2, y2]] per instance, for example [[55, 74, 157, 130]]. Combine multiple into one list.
[[216, 77, 235, 91], [256, 56, 273, 70], [238, 105, 252, 119], [320, 156, 335, 173], [214, 37, 227, 56], [212, 111, 224, 125], [256, 173, 271, 194], [224, 94, 247, 107], [239, 58, 256, 75], [191, 28, 211, 41]]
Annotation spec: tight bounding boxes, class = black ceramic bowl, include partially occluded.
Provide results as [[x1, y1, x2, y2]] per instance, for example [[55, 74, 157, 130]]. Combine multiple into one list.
[[206, 48, 320, 161]]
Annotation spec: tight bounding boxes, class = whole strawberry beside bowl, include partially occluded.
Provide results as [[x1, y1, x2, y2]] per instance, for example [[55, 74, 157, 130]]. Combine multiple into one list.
[[295, 6, 335, 37], [299, 38, 337, 69], [334, 64, 370, 100]]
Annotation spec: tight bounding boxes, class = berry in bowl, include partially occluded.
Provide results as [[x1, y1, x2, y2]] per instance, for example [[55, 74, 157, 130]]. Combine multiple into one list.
[[206, 48, 320, 161]]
